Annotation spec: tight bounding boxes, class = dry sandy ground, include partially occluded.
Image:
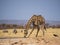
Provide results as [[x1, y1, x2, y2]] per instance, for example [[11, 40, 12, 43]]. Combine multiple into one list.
[[0, 28, 60, 45]]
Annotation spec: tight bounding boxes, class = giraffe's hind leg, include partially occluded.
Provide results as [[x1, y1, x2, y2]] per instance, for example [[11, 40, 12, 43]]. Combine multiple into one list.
[[42, 29, 45, 37], [43, 25, 46, 37], [44, 25, 46, 31]]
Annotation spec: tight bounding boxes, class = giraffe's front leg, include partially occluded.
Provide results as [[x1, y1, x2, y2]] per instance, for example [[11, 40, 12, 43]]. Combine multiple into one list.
[[28, 28, 34, 37], [41, 24, 46, 37], [36, 26, 40, 37]]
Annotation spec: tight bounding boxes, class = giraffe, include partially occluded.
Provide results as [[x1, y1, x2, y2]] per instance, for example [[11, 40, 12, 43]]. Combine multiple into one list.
[[24, 15, 46, 37]]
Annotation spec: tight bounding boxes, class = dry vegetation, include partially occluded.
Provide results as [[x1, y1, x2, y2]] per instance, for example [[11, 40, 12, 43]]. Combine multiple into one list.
[[0, 23, 60, 29], [0, 28, 60, 45], [0, 24, 24, 29], [0, 23, 60, 45]]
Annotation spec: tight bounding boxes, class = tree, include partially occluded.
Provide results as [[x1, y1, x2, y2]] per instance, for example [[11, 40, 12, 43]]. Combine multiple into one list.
[[2, 24, 6, 30]]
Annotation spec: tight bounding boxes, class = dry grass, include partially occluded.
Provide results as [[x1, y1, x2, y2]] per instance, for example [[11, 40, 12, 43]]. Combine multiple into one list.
[[0, 28, 60, 45]]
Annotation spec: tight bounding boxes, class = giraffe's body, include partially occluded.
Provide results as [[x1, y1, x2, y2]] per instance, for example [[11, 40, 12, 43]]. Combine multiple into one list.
[[24, 15, 46, 37]]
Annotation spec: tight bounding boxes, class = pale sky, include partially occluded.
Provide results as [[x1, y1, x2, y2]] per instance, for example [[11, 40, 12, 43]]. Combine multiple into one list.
[[0, 0, 60, 21]]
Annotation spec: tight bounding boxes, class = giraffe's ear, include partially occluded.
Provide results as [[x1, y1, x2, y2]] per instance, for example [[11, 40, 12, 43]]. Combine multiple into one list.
[[32, 14, 37, 17], [33, 14, 36, 16], [38, 15, 42, 16]]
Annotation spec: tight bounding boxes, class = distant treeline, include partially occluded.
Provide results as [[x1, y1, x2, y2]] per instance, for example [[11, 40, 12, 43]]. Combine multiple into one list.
[[45, 23, 60, 28], [0, 24, 24, 29], [0, 23, 60, 29]]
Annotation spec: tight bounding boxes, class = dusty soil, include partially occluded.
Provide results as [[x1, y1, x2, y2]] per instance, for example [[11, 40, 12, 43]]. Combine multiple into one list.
[[0, 37, 60, 45], [0, 28, 60, 45]]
